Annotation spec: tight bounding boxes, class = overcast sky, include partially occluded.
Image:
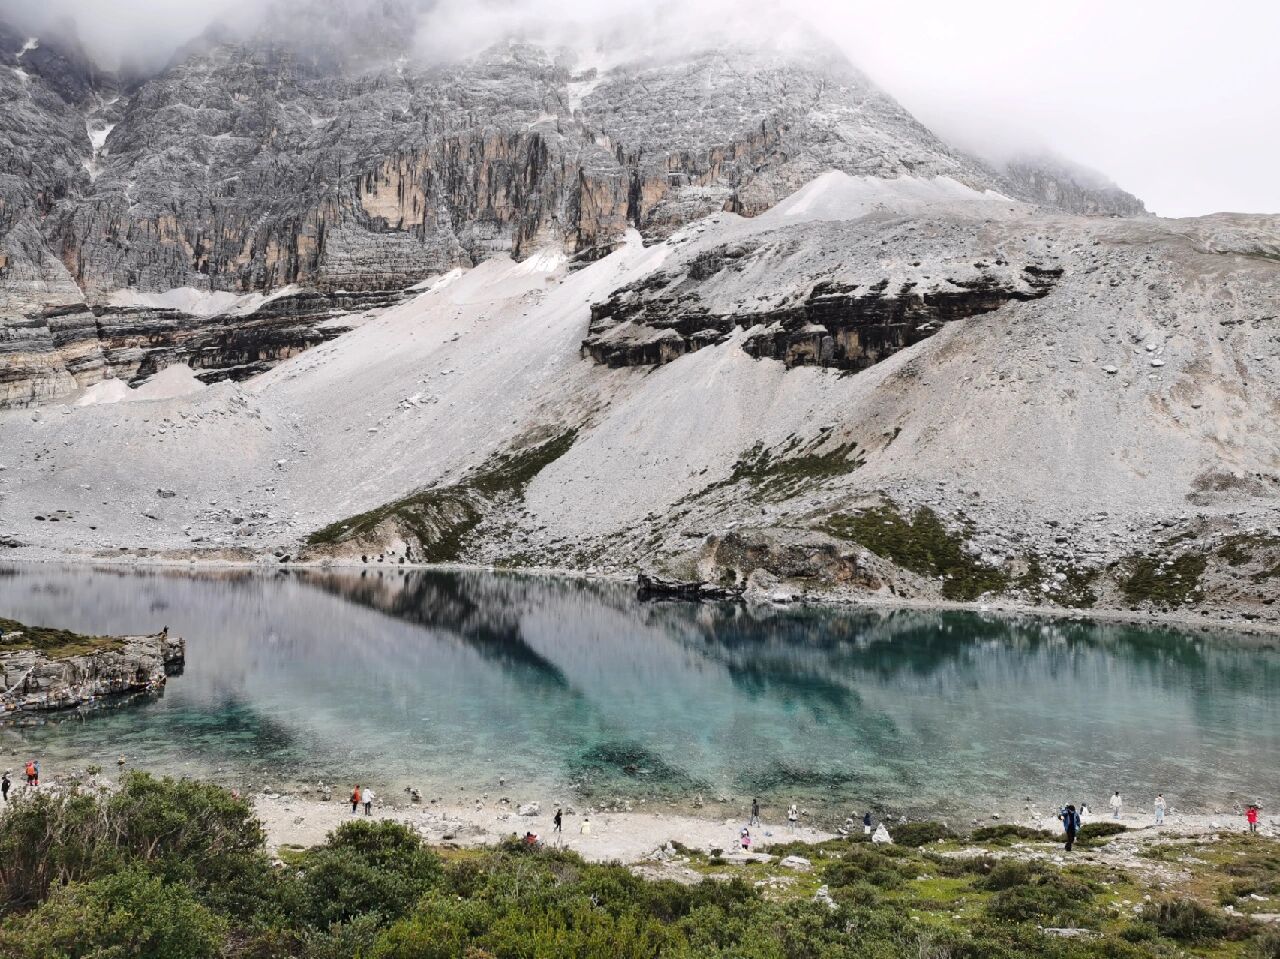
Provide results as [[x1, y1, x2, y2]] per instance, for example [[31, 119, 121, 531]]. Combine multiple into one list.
[[6, 0, 1276, 216]]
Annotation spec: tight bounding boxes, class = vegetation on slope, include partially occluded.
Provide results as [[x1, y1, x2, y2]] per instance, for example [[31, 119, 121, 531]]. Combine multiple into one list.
[[306, 429, 578, 560], [0, 618, 126, 659], [2, 774, 1278, 958], [823, 502, 1010, 601]]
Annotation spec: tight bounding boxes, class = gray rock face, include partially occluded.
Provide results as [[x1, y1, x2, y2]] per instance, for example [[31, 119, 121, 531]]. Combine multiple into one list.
[[0, 630, 185, 713], [1001, 154, 1147, 217], [583, 208, 1062, 370], [0, 12, 1147, 407]]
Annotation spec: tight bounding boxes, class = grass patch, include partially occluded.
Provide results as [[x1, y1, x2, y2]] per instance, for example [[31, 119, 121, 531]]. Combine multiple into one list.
[[1116, 552, 1207, 607], [969, 824, 1057, 845], [823, 502, 1010, 601], [687, 433, 864, 504], [306, 430, 577, 557], [0, 618, 126, 659]]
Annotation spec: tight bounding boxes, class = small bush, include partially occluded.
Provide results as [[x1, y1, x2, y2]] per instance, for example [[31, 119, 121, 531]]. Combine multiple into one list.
[[1252, 928, 1280, 959], [970, 824, 1056, 844], [293, 820, 442, 928], [1150, 898, 1226, 942], [1078, 822, 1128, 843], [0, 867, 225, 958], [892, 821, 955, 847]]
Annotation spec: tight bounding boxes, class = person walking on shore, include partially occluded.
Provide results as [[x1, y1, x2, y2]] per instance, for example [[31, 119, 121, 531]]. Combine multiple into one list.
[[351, 785, 361, 814], [1154, 794, 1166, 826], [740, 827, 752, 851], [750, 798, 760, 827], [553, 808, 563, 837], [580, 816, 592, 836], [1247, 804, 1260, 834], [863, 811, 873, 835], [1079, 802, 1091, 824], [24, 760, 36, 787], [1, 772, 9, 803], [1109, 791, 1123, 819], [787, 803, 799, 832], [362, 788, 374, 816], [1059, 804, 1081, 852]]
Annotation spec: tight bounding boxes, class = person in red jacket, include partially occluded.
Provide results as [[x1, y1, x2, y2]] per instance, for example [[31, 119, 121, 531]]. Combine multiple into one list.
[[1246, 803, 1260, 834], [351, 785, 361, 814]]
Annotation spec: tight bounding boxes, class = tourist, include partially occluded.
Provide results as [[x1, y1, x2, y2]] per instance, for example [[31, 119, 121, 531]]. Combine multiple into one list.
[[580, 816, 592, 836], [750, 797, 760, 826], [863, 811, 873, 835], [1247, 803, 1260, 834], [351, 784, 361, 814], [1079, 802, 1091, 823], [1154, 794, 1166, 826], [787, 803, 799, 832], [1059, 803, 1081, 852], [1109, 791, 1123, 819], [523, 831, 539, 847], [0, 771, 9, 802], [24, 760, 36, 787], [740, 827, 752, 851], [553, 808, 563, 835], [363, 787, 374, 816]]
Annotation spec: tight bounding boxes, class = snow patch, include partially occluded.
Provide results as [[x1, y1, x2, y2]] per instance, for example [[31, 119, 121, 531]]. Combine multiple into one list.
[[73, 365, 206, 407]]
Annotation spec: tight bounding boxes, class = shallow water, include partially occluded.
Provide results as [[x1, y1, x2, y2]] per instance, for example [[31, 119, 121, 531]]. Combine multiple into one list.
[[0, 564, 1277, 821]]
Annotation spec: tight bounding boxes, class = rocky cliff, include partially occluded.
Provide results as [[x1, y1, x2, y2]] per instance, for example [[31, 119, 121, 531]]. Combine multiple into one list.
[[0, 623, 185, 713], [0, 16, 1146, 408]]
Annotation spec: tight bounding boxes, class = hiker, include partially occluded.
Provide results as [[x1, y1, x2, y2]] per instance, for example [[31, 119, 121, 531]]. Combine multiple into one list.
[[553, 808, 563, 834], [1154, 794, 1166, 826], [351, 785, 361, 814], [24, 760, 36, 787], [523, 831, 540, 847], [1109, 791, 1123, 819], [1247, 804, 1260, 834], [740, 827, 752, 851], [363, 787, 374, 816], [750, 798, 760, 826], [1059, 803, 1081, 852], [787, 803, 799, 832], [863, 811, 873, 835], [580, 817, 592, 836], [1079, 802, 1091, 824], [1, 772, 9, 802]]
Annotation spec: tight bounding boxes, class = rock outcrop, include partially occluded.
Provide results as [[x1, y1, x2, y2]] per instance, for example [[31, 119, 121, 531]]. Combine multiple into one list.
[[0, 628, 185, 713]]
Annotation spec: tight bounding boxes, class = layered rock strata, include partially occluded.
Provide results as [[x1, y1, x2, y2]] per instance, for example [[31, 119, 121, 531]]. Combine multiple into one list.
[[0, 629, 185, 713]]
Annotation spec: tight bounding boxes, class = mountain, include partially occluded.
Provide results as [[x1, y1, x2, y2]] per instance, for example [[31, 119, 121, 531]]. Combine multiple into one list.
[[0, 16, 1276, 631]]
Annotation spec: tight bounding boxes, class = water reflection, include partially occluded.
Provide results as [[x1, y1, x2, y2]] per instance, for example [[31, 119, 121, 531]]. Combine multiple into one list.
[[0, 565, 1276, 819]]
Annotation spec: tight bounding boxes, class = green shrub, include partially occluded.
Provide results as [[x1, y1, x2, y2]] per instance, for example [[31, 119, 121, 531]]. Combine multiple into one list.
[[0, 867, 225, 959], [1251, 928, 1280, 959], [970, 824, 1056, 844], [982, 865, 1096, 926], [823, 846, 912, 891], [293, 820, 442, 929], [891, 821, 954, 847], [1078, 822, 1128, 843], [1150, 898, 1227, 941]]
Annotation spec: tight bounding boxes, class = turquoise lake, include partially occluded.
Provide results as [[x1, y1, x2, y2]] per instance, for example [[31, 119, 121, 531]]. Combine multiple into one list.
[[0, 564, 1276, 821]]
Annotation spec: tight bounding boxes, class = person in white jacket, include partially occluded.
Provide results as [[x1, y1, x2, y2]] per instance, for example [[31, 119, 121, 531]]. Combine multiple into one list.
[[1109, 791, 1123, 819], [1154, 794, 1166, 825], [362, 788, 375, 816]]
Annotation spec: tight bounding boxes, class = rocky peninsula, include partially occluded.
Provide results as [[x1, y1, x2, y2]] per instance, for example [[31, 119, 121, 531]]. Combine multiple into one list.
[[0, 619, 184, 713]]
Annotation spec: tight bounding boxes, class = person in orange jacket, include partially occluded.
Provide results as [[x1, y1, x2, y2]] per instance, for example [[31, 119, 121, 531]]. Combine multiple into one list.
[[351, 784, 361, 814]]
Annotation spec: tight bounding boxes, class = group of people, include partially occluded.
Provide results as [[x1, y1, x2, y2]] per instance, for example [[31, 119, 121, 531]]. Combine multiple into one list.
[[349, 785, 375, 815], [1057, 791, 1266, 851], [0, 761, 39, 803]]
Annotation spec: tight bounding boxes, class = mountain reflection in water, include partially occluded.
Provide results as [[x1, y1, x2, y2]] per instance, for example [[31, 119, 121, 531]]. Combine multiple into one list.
[[0, 565, 1276, 820]]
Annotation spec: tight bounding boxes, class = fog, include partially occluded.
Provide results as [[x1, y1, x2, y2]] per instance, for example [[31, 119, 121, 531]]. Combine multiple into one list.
[[3, 0, 1276, 216]]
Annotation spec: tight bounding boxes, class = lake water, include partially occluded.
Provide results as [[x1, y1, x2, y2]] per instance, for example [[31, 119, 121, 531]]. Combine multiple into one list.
[[0, 564, 1277, 821]]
